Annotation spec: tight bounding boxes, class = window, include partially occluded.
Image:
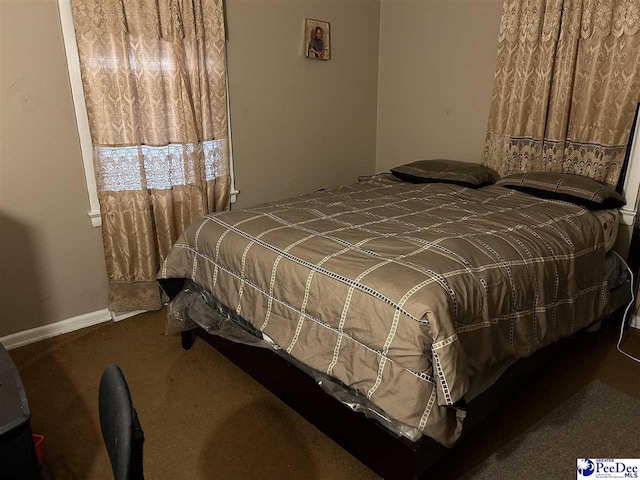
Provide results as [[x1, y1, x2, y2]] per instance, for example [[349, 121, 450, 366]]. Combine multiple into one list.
[[57, 0, 238, 228]]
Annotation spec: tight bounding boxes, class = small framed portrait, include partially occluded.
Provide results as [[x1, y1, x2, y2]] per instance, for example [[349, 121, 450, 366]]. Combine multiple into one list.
[[305, 19, 330, 61]]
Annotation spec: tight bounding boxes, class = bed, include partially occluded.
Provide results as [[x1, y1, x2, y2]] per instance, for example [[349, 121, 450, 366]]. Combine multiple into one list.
[[158, 169, 636, 479]]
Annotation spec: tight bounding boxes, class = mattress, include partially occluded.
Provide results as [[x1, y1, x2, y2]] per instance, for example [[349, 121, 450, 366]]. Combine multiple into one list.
[[605, 250, 630, 291], [164, 256, 631, 443], [160, 174, 609, 446], [166, 280, 427, 441]]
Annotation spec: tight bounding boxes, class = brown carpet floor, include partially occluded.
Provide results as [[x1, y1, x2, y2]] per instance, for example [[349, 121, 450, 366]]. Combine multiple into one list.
[[462, 381, 640, 479], [9, 311, 640, 480]]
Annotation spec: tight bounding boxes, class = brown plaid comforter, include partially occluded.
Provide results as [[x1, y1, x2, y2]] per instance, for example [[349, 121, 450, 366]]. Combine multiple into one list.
[[160, 174, 608, 446]]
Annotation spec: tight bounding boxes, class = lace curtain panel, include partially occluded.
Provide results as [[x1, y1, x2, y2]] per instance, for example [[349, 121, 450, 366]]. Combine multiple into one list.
[[72, 0, 230, 311], [482, 0, 640, 187]]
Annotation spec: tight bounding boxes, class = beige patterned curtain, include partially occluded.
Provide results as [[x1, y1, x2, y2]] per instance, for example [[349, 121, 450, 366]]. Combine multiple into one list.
[[483, 0, 640, 187], [72, 0, 230, 311]]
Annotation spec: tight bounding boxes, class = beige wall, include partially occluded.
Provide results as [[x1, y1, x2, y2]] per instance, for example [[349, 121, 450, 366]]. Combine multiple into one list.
[[0, 0, 381, 337], [227, 0, 380, 209], [0, 0, 109, 337], [0, 0, 636, 338], [375, 0, 503, 172]]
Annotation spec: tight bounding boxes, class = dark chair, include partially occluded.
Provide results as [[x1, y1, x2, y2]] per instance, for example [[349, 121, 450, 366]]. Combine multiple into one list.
[[98, 365, 145, 480]]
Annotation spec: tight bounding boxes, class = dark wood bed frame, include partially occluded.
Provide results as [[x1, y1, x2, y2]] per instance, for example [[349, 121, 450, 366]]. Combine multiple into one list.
[[176, 287, 632, 480]]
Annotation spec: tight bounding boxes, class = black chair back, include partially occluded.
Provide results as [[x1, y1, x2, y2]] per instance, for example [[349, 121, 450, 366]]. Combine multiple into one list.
[[98, 365, 144, 480]]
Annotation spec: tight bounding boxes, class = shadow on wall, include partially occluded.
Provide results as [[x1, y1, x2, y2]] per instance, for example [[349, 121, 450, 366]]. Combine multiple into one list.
[[0, 212, 48, 337]]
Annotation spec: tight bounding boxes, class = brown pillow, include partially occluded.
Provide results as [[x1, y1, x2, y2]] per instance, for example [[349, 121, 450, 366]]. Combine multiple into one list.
[[390, 159, 497, 188], [496, 172, 626, 210]]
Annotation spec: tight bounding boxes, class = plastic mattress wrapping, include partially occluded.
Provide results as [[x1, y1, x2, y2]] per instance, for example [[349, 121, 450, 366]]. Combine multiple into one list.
[[605, 251, 630, 291], [166, 280, 424, 442]]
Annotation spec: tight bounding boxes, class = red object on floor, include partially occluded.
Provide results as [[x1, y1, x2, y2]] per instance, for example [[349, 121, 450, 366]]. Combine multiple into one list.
[[32, 434, 44, 465]]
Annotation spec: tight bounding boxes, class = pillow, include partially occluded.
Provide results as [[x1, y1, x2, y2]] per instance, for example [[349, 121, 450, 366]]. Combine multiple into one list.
[[495, 172, 626, 210], [390, 159, 497, 188]]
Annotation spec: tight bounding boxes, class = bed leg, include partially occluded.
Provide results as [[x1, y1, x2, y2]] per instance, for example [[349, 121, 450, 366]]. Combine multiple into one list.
[[181, 330, 195, 350]]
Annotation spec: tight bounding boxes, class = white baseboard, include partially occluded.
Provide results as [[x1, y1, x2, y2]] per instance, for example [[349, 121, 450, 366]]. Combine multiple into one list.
[[619, 207, 637, 226], [110, 310, 147, 322], [0, 309, 147, 350], [631, 314, 640, 330]]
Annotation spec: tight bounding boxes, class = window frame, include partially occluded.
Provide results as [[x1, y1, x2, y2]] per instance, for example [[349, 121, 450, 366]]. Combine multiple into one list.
[[57, 0, 238, 228], [622, 117, 640, 225]]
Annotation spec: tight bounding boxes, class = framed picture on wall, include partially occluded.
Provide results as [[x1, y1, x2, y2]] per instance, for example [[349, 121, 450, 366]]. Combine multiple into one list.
[[305, 19, 330, 60]]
